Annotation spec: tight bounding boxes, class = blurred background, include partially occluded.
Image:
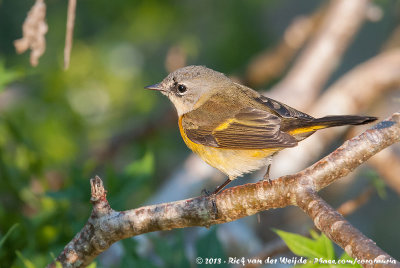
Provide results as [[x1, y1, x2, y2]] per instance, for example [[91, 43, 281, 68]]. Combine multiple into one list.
[[0, 0, 399, 267]]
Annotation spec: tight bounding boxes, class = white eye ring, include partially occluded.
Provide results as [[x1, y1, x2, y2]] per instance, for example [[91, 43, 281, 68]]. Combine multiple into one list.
[[177, 84, 187, 95]]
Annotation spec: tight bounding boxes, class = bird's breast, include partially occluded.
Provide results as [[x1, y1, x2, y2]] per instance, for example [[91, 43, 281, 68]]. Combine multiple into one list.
[[178, 116, 280, 178]]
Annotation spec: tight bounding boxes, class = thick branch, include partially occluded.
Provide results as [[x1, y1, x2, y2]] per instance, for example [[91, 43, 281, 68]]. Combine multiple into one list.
[[244, 186, 376, 268], [297, 116, 400, 190], [297, 190, 397, 268], [50, 113, 400, 267]]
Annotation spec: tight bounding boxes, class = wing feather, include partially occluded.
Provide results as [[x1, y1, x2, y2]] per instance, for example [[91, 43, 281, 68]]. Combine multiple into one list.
[[183, 107, 297, 149], [256, 95, 314, 120]]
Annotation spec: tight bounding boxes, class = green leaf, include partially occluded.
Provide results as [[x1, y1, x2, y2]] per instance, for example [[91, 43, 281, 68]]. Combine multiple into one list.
[[314, 233, 335, 259], [307, 230, 335, 260], [274, 229, 324, 259], [0, 223, 19, 250], [16, 250, 36, 268], [87, 262, 97, 268], [275, 229, 365, 268], [273, 229, 334, 260], [309, 229, 319, 240]]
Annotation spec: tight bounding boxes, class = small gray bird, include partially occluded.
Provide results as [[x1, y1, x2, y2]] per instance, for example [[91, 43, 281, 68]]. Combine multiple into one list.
[[146, 65, 377, 194]]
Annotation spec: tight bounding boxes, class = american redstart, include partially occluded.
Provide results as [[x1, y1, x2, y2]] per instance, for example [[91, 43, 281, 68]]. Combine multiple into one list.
[[145, 65, 377, 194]]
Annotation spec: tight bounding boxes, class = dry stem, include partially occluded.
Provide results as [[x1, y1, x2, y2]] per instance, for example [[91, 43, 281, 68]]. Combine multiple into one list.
[[64, 0, 77, 70]]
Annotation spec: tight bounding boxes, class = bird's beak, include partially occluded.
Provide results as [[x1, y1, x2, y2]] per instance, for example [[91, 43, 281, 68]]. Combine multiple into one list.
[[144, 83, 164, 91]]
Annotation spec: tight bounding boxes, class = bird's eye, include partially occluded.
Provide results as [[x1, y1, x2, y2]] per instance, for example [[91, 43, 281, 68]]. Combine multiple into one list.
[[177, 84, 187, 94]]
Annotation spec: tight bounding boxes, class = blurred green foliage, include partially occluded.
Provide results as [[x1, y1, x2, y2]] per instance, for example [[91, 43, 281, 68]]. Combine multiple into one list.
[[0, 0, 277, 266], [0, 61, 21, 91], [0, 0, 399, 267]]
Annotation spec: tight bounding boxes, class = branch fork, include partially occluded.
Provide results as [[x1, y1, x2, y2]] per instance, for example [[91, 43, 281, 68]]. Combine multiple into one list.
[[48, 113, 400, 268]]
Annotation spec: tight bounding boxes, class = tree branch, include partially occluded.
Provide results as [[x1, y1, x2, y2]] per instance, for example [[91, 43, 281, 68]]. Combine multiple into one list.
[[297, 190, 396, 268], [50, 112, 400, 267], [243, 186, 376, 268]]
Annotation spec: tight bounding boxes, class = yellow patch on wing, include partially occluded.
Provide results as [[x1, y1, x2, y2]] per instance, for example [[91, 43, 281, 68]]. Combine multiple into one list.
[[213, 117, 263, 132], [288, 125, 326, 135], [179, 116, 282, 177], [214, 119, 237, 131]]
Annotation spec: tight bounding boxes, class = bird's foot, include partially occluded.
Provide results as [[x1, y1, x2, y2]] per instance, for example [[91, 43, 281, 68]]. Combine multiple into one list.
[[201, 189, 218, 217], [262, 164, 273, 185], [201, 188, 212, 197]]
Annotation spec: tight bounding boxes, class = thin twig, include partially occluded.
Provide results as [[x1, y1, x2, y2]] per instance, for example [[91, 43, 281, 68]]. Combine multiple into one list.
[[64, 0, 77, 70], [337, 187, 375, 216]]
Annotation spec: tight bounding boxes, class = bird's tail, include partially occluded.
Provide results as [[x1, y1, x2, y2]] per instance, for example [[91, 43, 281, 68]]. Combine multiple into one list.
[[312, 115, 377, 127], [287, 115, 377, 136]]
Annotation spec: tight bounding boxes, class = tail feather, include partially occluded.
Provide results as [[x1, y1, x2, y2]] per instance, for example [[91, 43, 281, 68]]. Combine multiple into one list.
[[313, 115, 377, 127], [286, 115, 377, 138]]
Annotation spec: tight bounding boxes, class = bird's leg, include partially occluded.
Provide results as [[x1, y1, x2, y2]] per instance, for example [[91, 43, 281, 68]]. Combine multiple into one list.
[[201, 176, 233, 198], [201, 188, 211, 196], [201, 177, 234, 218], [212, 177, 233, 195], [263, 164, 272, 185]]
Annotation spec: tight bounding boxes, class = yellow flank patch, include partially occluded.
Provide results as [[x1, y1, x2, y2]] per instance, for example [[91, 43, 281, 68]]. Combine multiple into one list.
[[288, 125, 326, 135], [179, 116, 200, 150], [178, 116, 282, 177], [251, 151, 267, 158], [214, 118, 236, 132]]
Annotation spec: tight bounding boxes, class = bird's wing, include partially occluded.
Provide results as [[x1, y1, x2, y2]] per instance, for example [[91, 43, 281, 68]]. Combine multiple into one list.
[[255, 95, 314, 120], [182, 107, 298, 149]]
